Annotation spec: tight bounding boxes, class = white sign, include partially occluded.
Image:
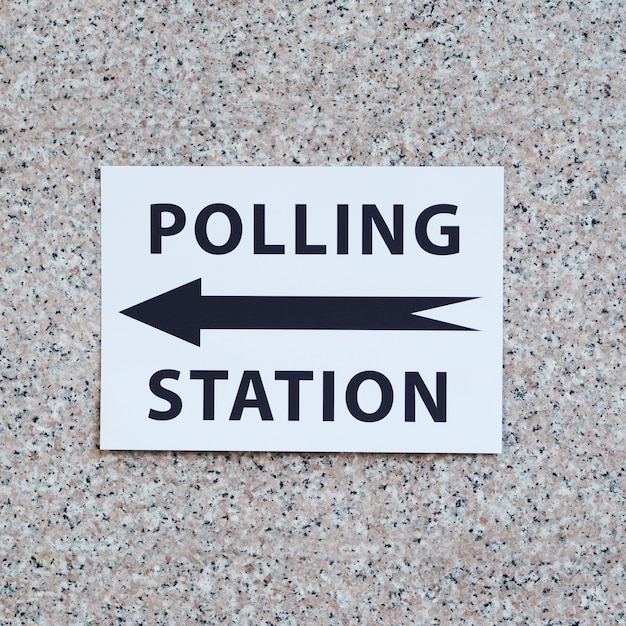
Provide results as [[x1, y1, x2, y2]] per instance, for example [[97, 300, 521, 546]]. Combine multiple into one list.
[[101, 166, 503, 453]]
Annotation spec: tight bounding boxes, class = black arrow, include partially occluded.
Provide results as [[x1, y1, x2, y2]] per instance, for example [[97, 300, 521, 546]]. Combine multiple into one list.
[[120, 279, 478, 346]]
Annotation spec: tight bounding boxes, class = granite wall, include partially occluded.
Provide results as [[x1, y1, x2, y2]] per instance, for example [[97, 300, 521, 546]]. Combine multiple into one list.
[[1, 0, 624, 623]]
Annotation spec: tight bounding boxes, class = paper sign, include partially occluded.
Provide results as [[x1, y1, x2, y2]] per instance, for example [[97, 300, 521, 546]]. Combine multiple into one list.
[[101, 166, 503, 452]]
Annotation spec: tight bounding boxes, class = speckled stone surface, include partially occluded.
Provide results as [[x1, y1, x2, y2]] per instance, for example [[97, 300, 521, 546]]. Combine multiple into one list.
[[1, 1, 624, 623]]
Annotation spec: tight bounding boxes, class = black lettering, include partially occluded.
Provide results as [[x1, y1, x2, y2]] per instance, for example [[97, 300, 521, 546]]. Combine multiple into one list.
[[322, 371, 335, 421], [195, 203, 242, 254], [346, 370, 393, 422], [151, 204, 186, 254], [190, 370, 228, 420], [362, 204, 403, 254], [296, 204, 326, 254], [415, 204, 459, 255], [337, 204, 349, 255], [405, 371, 447, 422], [254, 204, 285, 254], [275, 371, 313, 421], [229, 370, 273, 421], [148, 369, 182, 420]]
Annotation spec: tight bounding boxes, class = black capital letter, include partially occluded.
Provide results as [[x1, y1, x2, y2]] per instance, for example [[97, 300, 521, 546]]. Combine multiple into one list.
[[195, 203, 242, 254], [415, 204, 459, 255], [405, 372, 447, 422], [230, 371, 273, 421], [151, 204, 186, 253], [346, 371, 393, 422], [362, 204, 403, 254], [190, 370, 228, 420], [254, 204, 285, 254], [296, 204, 326, 254], [275, 371, 313, 421], [322, 371, 335, 421], [149, 369, 182, 420], [337, 204, 349, 254]]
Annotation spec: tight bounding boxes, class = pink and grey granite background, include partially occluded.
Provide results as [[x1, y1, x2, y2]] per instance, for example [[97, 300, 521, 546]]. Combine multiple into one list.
[[1, 0, 624, 623]]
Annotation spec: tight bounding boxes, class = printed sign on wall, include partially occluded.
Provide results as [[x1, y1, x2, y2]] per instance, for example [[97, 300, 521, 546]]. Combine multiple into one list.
[[101, 166, 503, 452]]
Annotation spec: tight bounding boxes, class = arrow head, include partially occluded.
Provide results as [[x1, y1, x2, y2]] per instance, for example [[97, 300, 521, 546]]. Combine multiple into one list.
[[120, 279, 202, 346]]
